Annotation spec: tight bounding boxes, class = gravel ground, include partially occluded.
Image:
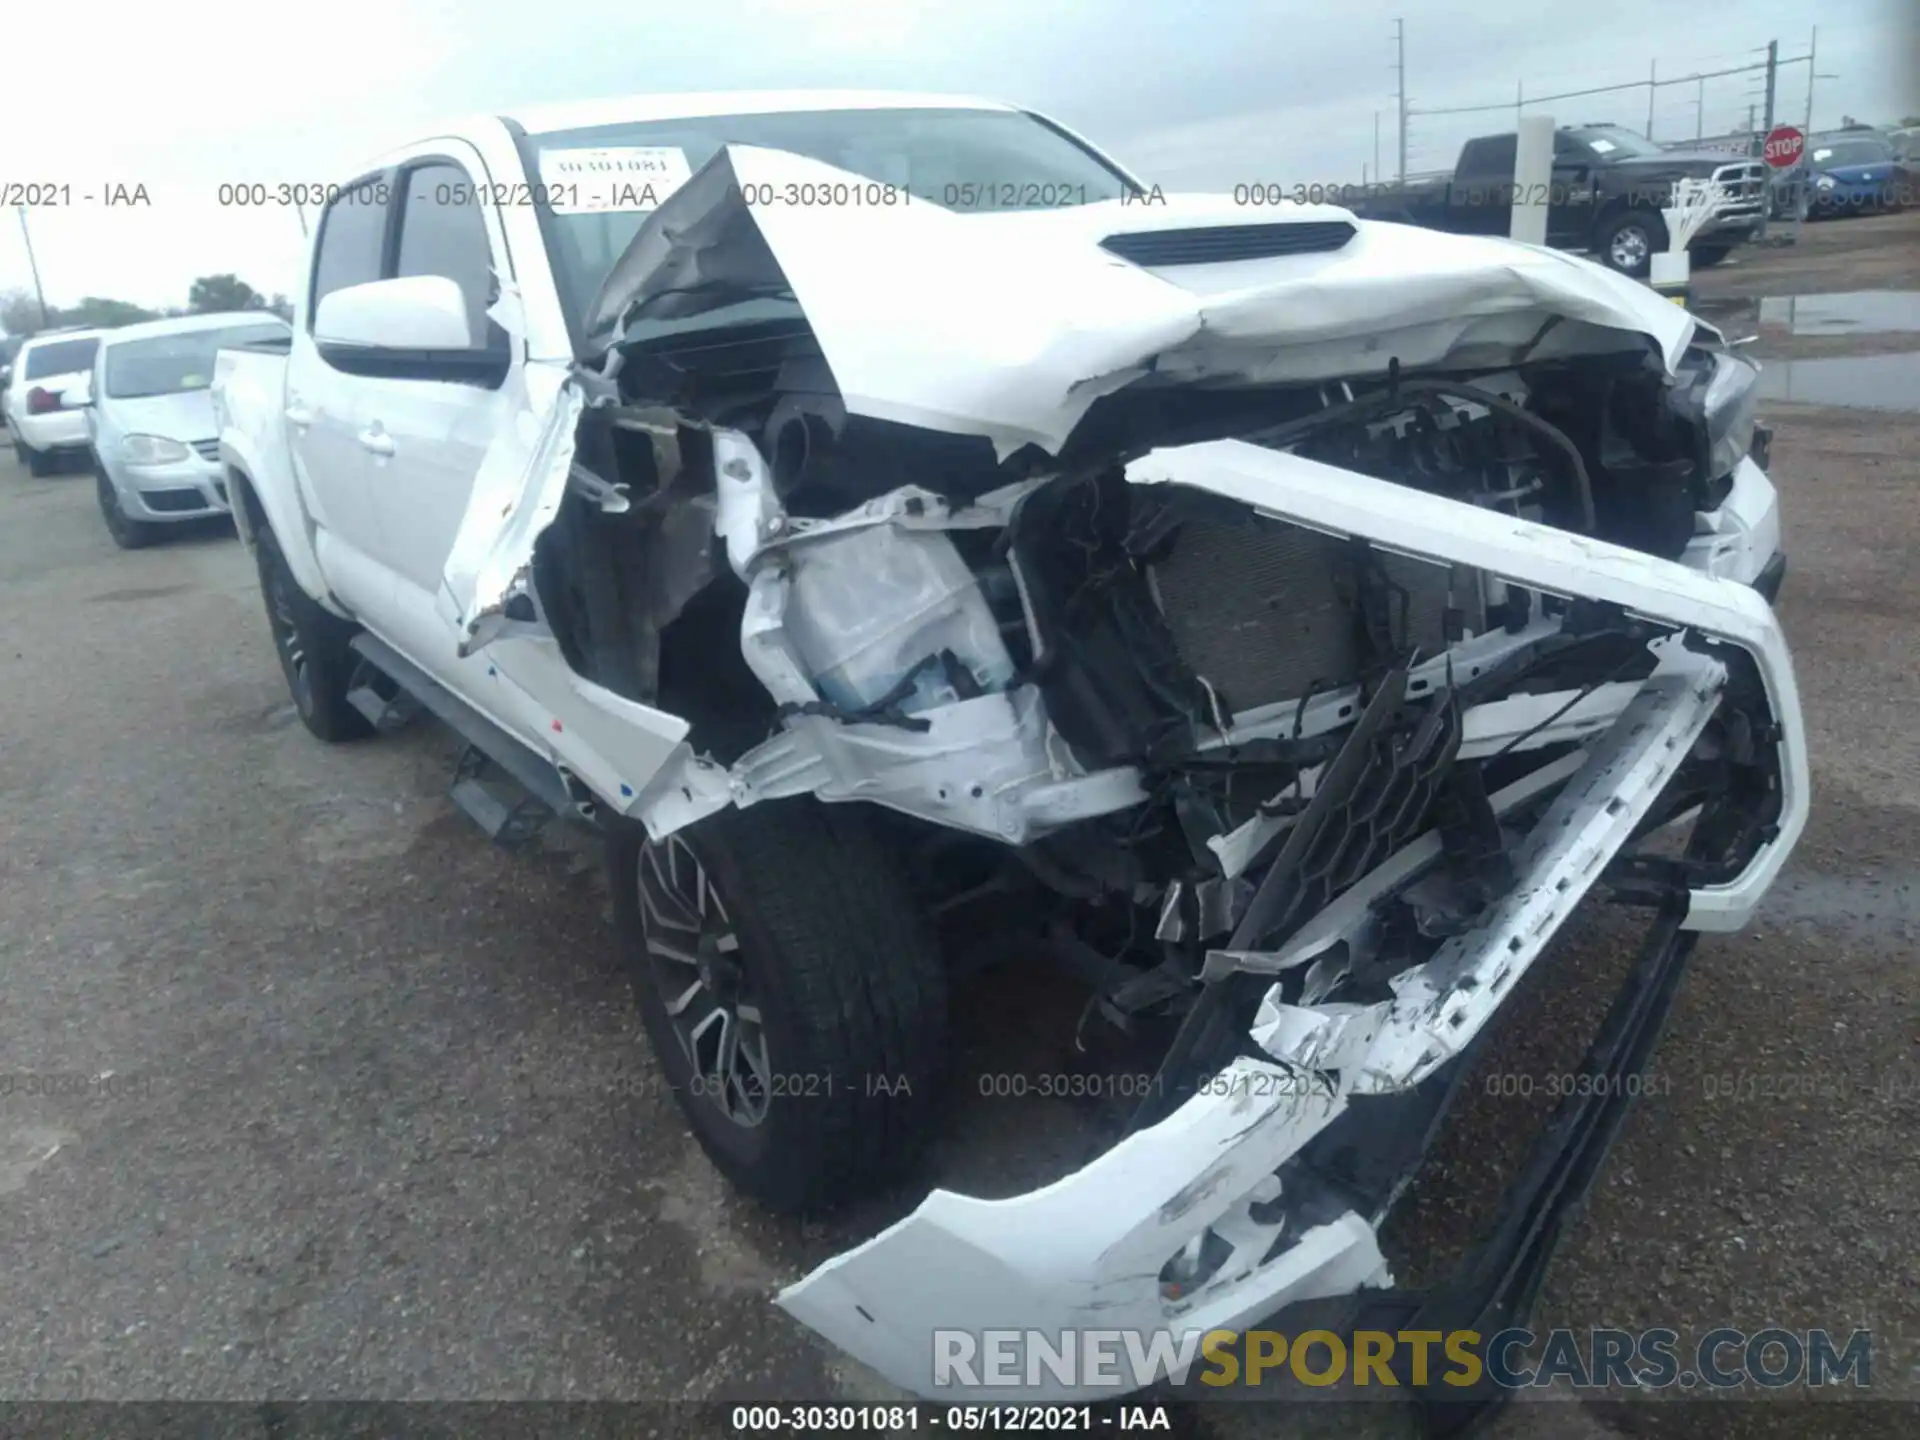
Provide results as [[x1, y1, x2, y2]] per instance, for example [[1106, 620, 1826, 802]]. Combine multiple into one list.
[[0, 212, 1914, 1439]]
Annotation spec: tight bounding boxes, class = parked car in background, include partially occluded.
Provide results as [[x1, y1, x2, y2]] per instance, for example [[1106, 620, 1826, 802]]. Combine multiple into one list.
[[1801, 132, 1912, 216], [0, 334, 25, 417], [1349, 124, 1767, 276], [5, 328, 105, 475], [211, 90, 1805, 1411], [83, 312, 292, 548]]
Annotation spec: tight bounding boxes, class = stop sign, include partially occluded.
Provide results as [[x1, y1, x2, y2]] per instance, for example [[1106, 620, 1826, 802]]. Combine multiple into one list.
[[1763, 125, 1806, 169]]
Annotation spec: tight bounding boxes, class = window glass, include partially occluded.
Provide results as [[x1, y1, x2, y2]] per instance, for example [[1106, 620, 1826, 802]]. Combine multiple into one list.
[[103, 323, 290, 398], [529, 108, 1135, 329], [395, 163, 496, 348], [23, 337, 99, 379], [310, 177, 390, 321]]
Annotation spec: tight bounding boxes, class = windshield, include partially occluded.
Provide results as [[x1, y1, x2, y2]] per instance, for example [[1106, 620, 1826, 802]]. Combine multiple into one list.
[[102, 323, 289, 399], [1809, 139, 1892, 167], [23, 337, 100, 380], [528, 107, 1137, 330], [1569, 126, 1667, 158]]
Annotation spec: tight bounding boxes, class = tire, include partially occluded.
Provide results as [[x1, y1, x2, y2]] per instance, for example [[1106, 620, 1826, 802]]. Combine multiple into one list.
[[253, 525, 372, 742], [96, 471, 156, 550], [24, 442, 55, 478], [1595, 208, 1669, 278], [610, 799, 948, 1214], [1691, 244, 1735, 268]]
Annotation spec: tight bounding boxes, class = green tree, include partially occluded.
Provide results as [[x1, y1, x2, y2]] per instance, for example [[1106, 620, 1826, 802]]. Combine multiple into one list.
[[187, 274, 265, 314], [0, 288, 50, 337], [65, 296, 160, 328], [267, 292, 294, 322]]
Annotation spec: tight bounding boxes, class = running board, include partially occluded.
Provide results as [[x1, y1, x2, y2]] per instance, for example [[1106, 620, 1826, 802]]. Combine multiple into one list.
[[345, 656, 423, 733], [346, 633, 576, 843]]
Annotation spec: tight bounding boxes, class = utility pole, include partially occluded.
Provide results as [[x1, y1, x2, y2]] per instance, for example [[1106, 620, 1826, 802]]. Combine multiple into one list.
[[1646, 60, 1657, 138], [15, 206, 50, 330], [1373, 110, 1382, 186], [1802, 27, 1818, 134], [1394, 18, 1408, 183], [1696, 75, 1706, 140], [1795, 28, 1818, 245], [1761, 39, 1778, 140]]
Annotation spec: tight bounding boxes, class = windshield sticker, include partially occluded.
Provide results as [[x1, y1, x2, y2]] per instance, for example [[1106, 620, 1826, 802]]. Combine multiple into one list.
[[1811, 149, 1834, 162], [537, 147, 693, 215], [1587, 138, 1617, 154]]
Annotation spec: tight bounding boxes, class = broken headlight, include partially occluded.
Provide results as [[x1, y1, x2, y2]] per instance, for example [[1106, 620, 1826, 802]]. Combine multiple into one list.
[[1698, 350, 1762, 482]]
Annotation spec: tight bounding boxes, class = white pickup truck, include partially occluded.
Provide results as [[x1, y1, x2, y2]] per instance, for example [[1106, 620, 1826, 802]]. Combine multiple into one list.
[[213, 89, 1806, 1411]]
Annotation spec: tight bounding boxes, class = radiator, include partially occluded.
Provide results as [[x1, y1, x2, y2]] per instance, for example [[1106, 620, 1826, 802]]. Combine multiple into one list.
[[1149, 514, 1482, 714]]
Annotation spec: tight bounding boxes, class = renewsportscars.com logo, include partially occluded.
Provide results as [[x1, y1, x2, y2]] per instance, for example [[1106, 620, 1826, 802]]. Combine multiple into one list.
[[933, 1327, 1873, 1392]]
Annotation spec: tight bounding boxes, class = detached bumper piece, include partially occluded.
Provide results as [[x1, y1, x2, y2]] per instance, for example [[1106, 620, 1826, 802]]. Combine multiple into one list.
[[777, 655, 1735, 1407]]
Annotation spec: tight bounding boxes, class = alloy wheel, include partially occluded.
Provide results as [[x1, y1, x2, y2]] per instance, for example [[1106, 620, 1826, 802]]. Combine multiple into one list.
[[1609, 224, 1651, 272], [636, 834, 772, 1127], [266, 568, 314, 716]]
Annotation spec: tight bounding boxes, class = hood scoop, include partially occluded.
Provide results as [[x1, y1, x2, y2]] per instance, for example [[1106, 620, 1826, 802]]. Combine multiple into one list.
[[1100, 220, 1356, 267]]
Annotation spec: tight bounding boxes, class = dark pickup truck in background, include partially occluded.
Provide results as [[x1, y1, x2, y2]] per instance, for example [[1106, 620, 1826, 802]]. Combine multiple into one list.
[[1350, 124, 1768, 277]]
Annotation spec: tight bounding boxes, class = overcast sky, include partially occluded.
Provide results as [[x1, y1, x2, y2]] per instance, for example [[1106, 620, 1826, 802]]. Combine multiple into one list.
[[2, 0, 1913, 314]]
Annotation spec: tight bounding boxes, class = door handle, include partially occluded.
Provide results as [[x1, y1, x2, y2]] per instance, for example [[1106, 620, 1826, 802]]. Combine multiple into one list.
[[284, 402, 314, 427], [358, 426, 395, 457]]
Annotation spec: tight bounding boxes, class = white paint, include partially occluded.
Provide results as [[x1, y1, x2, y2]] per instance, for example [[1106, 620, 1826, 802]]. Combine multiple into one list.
[[313, 276, 473, 351], [1510, 114, 1555, 245]]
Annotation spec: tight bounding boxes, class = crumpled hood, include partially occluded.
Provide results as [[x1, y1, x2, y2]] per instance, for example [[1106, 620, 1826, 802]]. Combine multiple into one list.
[[584, 145, 1700, 458]]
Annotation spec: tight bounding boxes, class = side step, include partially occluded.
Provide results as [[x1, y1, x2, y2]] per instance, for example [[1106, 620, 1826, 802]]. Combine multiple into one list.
[[345, 657, 424, 733], [347, 633, 579, 846]]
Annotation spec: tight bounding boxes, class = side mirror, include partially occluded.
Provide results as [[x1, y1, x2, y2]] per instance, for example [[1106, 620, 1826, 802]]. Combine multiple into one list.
[[314, 275, 474, 351]]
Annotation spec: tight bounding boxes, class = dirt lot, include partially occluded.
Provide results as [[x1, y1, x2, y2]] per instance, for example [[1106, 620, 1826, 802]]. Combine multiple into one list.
[[0, 212, 1915, 1439]]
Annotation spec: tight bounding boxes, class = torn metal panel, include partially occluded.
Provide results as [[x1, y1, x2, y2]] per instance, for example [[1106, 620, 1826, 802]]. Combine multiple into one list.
[[438, 363, 583, 655]]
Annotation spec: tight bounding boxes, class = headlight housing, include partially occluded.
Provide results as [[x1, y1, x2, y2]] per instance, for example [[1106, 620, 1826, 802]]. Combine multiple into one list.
[[121, 434, 192, 466], [1699, 351, 1762, 482]]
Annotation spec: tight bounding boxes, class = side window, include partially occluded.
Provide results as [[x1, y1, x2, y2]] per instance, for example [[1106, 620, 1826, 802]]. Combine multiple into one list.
[[1461, 135, 1517, 177], [309, 177, 390, 325], [394, 163, 497, 350]]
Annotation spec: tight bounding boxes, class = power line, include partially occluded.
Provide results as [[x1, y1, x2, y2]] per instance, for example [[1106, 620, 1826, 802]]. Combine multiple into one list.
[[1409, 53, 1809, 119]]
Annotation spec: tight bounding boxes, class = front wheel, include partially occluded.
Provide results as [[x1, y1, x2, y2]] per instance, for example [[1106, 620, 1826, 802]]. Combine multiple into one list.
[[1596, 209, 1669, 277], [610, 800, 947, 1214], [96, 472, 156, 550], [252, 526, 372, 742], [1691, 244, 1735, 268], [23, 441, 56, 477]]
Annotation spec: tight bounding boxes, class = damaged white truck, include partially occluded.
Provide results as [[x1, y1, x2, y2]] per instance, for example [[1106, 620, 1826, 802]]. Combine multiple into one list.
[[213, 92, 1805, 1418]]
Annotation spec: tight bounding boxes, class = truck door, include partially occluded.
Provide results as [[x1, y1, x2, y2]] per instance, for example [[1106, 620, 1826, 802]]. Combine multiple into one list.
[[1548, 131, 1600, 246], [1449, 134, 1517, 236], [355, 149, 519, 609], [287, 175, 392, 563]]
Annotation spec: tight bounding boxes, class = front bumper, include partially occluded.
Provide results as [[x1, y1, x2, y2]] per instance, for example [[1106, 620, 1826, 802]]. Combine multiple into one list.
[[777, 440, 1805, 1404], [106, 455, 232, 523]]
